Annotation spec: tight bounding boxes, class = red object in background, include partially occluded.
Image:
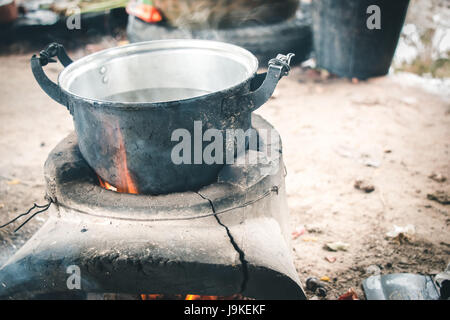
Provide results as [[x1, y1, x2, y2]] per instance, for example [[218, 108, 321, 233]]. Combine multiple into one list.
[[126, 0, 162, 23], [0, 0, 18, 24]]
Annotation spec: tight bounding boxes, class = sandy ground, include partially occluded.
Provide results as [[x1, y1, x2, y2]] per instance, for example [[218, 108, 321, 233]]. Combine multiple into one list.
[[258, 68, 450, 299], [0, 49, 449, 299]]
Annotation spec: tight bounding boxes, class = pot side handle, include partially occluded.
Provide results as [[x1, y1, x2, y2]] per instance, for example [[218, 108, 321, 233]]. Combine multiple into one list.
[[222, 53, 295, 116], [31, 43, 73, 107]]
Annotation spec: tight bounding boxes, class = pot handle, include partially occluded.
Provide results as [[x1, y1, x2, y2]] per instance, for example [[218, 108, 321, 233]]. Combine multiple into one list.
[[31, 43, 73, 107], [222, 53, 294, 115]]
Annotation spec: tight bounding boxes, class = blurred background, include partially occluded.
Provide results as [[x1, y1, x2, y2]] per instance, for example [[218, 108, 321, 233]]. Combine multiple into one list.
[[0, 0, 448, 79]]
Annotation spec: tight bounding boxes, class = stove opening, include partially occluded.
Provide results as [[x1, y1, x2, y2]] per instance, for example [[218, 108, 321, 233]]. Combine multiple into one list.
[[140, 294, 248, 300], [97, 176, 247, 301]]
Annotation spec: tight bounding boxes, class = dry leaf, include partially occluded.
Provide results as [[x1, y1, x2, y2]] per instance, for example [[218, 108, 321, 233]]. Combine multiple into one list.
[[338, 288, 359, 300]]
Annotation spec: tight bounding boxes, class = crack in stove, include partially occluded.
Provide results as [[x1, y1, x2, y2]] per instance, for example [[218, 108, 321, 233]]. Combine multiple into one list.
[[195, 192, 249, 294]]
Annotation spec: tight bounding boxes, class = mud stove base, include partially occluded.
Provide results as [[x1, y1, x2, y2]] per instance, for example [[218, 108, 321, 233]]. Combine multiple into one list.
[[0, 115, 306, 300]]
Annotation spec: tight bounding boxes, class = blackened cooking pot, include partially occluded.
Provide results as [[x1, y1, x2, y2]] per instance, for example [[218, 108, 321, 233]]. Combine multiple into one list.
[[31, 40, 293, 194]]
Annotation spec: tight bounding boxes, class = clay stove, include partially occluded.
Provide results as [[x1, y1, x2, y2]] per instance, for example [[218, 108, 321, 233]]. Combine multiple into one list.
[[0, 115, 306, 300]]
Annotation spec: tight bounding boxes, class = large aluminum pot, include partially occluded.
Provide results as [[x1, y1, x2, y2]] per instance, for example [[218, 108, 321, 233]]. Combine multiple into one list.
[[31, 40, 293, 194]]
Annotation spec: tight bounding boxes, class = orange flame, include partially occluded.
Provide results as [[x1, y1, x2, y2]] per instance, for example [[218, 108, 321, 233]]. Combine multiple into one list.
[[97, 125, 138, 194], [98, 177, 117, 191], [185, 294, 218, 300], [139, 294, 242, 300], [141, 294, 164, 300], [115, 127, 138, 194]]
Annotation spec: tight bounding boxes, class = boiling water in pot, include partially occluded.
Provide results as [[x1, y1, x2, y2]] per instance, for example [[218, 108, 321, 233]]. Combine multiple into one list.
[[103, 88, 211, 103]]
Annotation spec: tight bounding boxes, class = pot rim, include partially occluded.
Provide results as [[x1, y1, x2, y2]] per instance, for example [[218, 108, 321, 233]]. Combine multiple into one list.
[[58, 39, 259, 108]]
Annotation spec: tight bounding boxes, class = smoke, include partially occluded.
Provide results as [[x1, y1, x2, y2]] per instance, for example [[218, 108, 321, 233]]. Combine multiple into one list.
[[153, 0, 299, 33]]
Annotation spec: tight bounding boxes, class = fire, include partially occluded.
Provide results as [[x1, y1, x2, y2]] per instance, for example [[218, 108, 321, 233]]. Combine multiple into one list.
[[140, 294, 164, 300], [98, 177, 117, 191], [115, 126, 138, 194], [185, 295, 218, 300], [139, 294, 244, 300], [140, 294, 218, 300], [97, 125, 138, 194], [98, 175, 138, 194]]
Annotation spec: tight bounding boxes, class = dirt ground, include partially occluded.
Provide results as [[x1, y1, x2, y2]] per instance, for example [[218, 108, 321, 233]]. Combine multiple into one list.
[[0, 43, 449, 299], [258, 68, 450, 299]]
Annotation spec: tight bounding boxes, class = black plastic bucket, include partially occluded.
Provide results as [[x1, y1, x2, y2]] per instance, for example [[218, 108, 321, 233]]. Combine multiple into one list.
[[312, 0, 410, 79]]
